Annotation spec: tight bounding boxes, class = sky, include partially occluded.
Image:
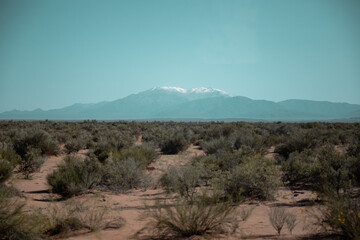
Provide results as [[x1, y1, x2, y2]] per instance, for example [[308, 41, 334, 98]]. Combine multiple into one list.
[[0, 0, 360, 112]]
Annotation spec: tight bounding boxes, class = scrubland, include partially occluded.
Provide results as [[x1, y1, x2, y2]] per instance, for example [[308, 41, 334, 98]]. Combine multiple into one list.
[[0, 120, 359, 239]]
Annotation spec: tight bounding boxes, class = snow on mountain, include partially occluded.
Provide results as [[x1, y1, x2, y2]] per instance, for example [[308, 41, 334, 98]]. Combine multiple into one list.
[[190, 87, 228, 95], [153, 86, 187, 93], [152, 86, 229, 96]]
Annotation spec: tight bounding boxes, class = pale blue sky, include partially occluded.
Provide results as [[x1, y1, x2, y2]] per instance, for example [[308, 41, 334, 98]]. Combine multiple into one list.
[[0, 0, 359, 112]]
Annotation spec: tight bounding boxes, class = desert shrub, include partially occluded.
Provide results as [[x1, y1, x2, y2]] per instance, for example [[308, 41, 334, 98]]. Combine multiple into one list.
[[190, 156, 222, 186], [160, 132, 189, 154], [311, 148, 353, 195], [18, 148, 44, 179], [268, 207, 287, 235], [232, 131, 265, 153], [65, 138, 86, 153], [349, 157, 360, 186], [0, 149, 21, 165], [282, 149, 318, 184], [147, 191, 237, 238], [0, 195, 43, 240], [45, 215, 83, 236], [200, 125, 223, 140], [285, 212, 297, 235], [283, 147, 356, 193], [0, 184, 21, 198], [92, 146, 111, 163], [44, 197, 116, 236], [224, 157, 281, 200], [347, 142, 360, 158], [347, 143, 360, 186], [54, 132, 70, 144], [47, 156, 103, 198], [320, 194, 360, 239], [104, 157, 149, 192], [238, 206, 255, 222], [115, 145, 157, 169], [13, 130, 60, 157], [274, 130, 316, 159], [160, 165, 203, 199], [215, 145, 256, 171], [0, 158, 14, 183], [200, 137, 230, 155]]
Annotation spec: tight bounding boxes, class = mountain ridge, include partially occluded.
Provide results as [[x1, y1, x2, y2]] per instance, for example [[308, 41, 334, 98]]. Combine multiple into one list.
[[1, 87, 360, 121]]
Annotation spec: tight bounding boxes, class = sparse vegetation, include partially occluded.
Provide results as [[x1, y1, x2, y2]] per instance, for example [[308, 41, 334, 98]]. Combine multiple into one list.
[[224, 157, 281, 200], [0, 158, 14, 183], [285, 212, 297, 235], [268, 207, 287, 235], [160, 132, 189, 154], [13, 129, 60, 157], [19, 148, 44, 179], [104, 157, 150, 191], [0, 120, 359, 239], [160, 164, 202, 199], [47, 155, 103, 198], [0, 191, 43, 239], [43, 197, 120, 237], [147, 191, 237, 238], [320, 193, 360, 239], [238, 206, 255, 222]]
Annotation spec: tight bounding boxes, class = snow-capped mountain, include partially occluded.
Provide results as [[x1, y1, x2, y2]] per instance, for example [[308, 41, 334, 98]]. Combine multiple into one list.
[[151, 87, 229, 100], [152, 86, 228, 95], [189, 87, 227, 95], [152, 86, 187, 93], [1, 87, 360, 121]]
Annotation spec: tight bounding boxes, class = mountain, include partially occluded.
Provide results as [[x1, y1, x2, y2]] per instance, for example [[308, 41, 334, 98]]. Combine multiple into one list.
[[1, 87, 360, 121]]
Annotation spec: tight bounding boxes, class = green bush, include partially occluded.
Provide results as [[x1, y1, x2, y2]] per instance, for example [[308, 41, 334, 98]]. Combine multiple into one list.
[[200, 137, 229, 155], [13, 130, 60, 157], [43, 198, 114, 236], [283, 147, 356, 194], [232, 131, 265, 153], [274, 130, 315, 159], [160, 133, 188, 154], [65, 138, 85, 154], [0, 184, 21, 198], [282, 149, 318, 184], [115, 145, 157, 169], [349, 156, 360, 186], [321, 194, 360, 239], [93, 146, 111, 163], [224, 157, 281, 200], [347, 143, 360, 186], [190, 156, 222, 185], [347, 142, 360, 158], [0, 159, 14, 184], [215, 145, 256, 171], [147, 191, 237, 238], [0, 195, 43, 240], [103, 157, 149, 192], [47, 156, 103, 198], [311, 148, 353, 195], [19, 148, 44, 179], [268, 207, 287, 235], [160, 165, 202, 199], [0, 149, 21, 165]]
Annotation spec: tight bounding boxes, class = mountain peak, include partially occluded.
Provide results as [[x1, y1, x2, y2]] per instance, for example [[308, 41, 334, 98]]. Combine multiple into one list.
[[190, 87, 227, 95], [152, 86, 228, 95], [152, 86, 187, 93]]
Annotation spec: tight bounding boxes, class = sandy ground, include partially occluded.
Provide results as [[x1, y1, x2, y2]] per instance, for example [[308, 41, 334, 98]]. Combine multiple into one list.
[[7, 140, 331, 240]]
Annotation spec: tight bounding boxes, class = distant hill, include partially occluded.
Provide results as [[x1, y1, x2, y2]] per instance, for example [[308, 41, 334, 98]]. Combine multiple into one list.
[[1, 87, 360, 121]]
